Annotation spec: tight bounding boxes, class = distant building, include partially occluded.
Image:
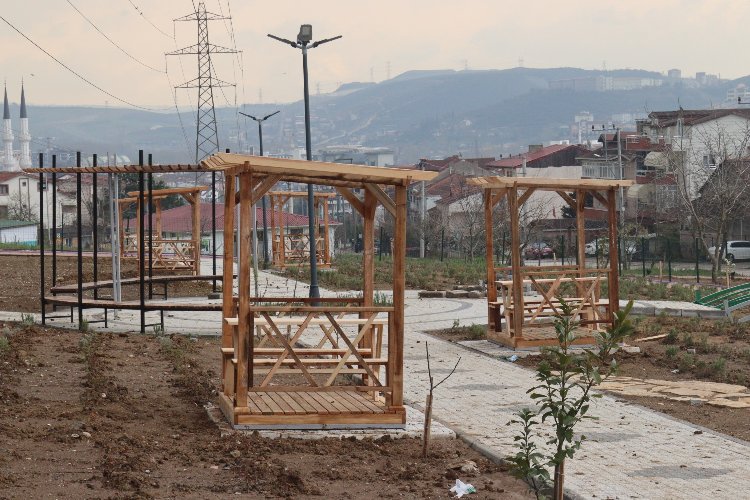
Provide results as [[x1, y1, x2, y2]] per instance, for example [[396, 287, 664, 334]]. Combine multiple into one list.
[[316, 145, 394, 166], [667, 69, 682, 79], [639, 108, 750, 199]]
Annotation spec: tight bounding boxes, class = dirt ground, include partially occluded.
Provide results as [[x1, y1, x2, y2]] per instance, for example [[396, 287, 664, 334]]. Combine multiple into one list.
[[0, 254, 214, 313], [428, 316, 750, 442], [0, 321, 532, 499]]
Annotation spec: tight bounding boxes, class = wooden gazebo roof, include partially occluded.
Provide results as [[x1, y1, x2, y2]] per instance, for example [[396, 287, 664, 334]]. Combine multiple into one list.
[[201, 153, 435, 187]]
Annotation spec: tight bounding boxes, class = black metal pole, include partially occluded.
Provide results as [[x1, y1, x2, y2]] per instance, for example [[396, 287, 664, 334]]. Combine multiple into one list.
[[92, 154, 99, 300], [52, 156, 58, 287], [258, 123, 270, 268], [695, 237, 700, 284], [211, 170, 217, 289], [138, 151, 146, 333], [76, 152, 83, 330], [147, 154, 154, 300], [668, 240, 672, 282], [302, 45, 320, 300], [39, 155, 45, 325]]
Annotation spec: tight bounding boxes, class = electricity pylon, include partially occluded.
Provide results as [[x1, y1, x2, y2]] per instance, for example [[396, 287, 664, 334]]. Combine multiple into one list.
[[167, 1, 238, 164]]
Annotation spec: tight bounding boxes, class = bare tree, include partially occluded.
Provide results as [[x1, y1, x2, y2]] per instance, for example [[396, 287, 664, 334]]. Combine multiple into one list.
[[6, 191, 38, 222], [665, 120, 750, 282]]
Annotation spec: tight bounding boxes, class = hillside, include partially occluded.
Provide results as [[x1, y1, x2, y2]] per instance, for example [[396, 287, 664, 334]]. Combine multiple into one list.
[[8, 67, 738, 165]]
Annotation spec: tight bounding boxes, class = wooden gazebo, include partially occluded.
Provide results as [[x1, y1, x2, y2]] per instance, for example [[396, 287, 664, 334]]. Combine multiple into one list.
[[469, 177, 633, 348], [119, 186, 208, 275], [267, 190, 335, 268], [202, 153, 437, 429]]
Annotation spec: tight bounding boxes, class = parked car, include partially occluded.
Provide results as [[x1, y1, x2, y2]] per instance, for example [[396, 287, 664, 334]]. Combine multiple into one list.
[[584, 238, 636, 257], [707, 240, 750, 262], [524, 242, 554, 259]]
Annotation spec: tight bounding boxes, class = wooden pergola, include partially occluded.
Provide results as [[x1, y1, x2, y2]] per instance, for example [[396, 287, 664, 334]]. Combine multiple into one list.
[[201, 153, 437, 429], [119, 186, 208, 275], [468, 177, 633, 348], [267, 190, 336, 268]]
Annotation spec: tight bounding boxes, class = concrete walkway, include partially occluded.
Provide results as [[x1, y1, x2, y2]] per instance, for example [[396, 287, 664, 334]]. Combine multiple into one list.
[[4, 265, 749, 499]]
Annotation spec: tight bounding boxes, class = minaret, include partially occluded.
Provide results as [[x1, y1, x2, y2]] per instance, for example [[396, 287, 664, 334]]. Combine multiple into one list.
[[2, 85, 18, 171], [18, 83, 31, 169]]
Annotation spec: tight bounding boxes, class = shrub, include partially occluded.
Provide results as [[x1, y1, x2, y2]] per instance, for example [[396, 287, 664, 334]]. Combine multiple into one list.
[[665, 346, 679, 358], [466, 324, 486, 339], [663, 328, 679, 344], [678, 353, 695, 372], [682, 333, 694, 348]]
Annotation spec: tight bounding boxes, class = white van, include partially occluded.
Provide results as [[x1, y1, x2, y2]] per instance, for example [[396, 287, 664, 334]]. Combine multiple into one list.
[[707, 240, 750, 262]]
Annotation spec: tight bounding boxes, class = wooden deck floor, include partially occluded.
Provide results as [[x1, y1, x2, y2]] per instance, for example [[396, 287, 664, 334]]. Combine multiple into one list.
[[219, 389, 406, 429]]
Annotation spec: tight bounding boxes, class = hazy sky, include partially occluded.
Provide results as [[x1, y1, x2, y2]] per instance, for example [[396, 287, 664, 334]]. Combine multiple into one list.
[[1, 0, 748, 108]]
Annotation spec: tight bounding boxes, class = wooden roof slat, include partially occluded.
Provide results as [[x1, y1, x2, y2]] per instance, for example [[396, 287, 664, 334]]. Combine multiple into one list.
[[201, 153, 436, 186], [468, 176, 634, 191]]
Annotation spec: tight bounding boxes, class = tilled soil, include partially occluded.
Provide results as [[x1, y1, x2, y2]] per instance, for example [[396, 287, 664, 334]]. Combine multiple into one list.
[[0, 322, 532, 499], [0, 254, 213, 313]]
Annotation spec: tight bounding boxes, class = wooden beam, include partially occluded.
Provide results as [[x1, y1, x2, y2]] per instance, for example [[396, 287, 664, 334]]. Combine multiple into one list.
[[389, 185, 407, 408], [484, 189, 497, 330], [555, 190, 576, 208], [607, 188, 620, 317], [576, 189, 587, 282], [250, 175, 282, 205], [364, 183, 396, 217], [591, 190, 609, 209], [362, 190, 376, 309], [221, 174, 236, 395], [236, 172, 252, 408], [491, 188, 508, 207], [517, 187, 537, 207], [335, 186, 365, 215], [508, 186, 523, 339]]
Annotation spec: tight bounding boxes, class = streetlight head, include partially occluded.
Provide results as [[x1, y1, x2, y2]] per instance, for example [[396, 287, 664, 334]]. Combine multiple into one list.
[[298, 24, 313, 44]]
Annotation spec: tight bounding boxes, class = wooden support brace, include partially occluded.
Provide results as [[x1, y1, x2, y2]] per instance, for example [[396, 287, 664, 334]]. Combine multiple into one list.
[[364, 183, 396, 217]]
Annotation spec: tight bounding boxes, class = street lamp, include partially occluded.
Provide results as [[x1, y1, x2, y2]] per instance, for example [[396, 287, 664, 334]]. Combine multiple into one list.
[[268, 25, 342, 299], [239, 109, 280, 267]]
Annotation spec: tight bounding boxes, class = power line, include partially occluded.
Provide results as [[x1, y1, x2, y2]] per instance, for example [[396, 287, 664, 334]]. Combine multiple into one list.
[[66, 0, 165, 74], [0, 14, 157, 111], [125, 0, 174, 39], [164, 56, 195, 162]]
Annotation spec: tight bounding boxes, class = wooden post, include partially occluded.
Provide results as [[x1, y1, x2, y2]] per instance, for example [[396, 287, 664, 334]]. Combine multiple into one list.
[[363, 188, 376, 309], [222, 174, 236, 394], [192, 192, 201, 276], [576, 189, 587, 300], [269, 194, 276, 265], [508, 184, 523, 339], [236, 171, 252, 408], [576, 190, 587, 271], [389, 185, 407, 409], [607, 188, 620, 316], [484, 189, 496, 330]]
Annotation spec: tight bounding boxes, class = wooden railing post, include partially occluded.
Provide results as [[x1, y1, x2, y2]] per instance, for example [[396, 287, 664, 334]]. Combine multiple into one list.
[[389, 185, 407, 408], [221, 173, 235, 395], [236, 171, 252, 408]]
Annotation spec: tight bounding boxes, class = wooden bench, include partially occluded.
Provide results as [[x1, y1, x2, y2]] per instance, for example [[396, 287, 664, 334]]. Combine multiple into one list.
[[222, 314, 387, 381]]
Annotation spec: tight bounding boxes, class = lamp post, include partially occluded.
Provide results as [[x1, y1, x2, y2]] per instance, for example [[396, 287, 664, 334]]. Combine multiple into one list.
[[239, 109, 280, 267], [268, 25, 342, 299]]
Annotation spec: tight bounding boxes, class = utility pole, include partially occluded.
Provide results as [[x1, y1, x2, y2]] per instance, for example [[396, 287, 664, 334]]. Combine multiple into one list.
[[239, 110, 280, 267], [168, 2, 238, 167]]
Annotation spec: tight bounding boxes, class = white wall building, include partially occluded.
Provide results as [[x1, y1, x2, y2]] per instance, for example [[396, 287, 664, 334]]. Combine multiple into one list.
[[640, 109, 750, 199]]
